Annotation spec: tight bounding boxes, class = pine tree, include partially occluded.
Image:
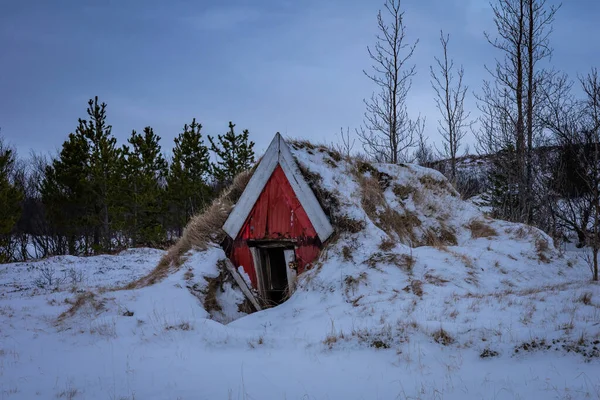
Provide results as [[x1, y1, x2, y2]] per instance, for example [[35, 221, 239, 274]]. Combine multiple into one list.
[[208, 122, 255, 185], [41, 133, 92, 255], [484, 145, 520, 221], [78, 97, 122, 252], [121, 127, 168, 247], [41, 97, 121, 255], [0, 135, 23, 262], [167, 119, 212, 235]]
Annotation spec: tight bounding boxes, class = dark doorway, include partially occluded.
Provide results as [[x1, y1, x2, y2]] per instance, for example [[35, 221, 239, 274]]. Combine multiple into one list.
[[258, 247, 288, 305]]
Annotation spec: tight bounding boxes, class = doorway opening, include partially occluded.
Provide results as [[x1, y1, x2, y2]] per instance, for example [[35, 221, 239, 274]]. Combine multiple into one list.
[[258, 248, 287, 304], [250, 243, 297, 306]]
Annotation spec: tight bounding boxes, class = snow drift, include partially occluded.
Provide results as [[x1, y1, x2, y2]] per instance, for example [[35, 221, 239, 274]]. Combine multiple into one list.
[[1, 141, 598, 399]]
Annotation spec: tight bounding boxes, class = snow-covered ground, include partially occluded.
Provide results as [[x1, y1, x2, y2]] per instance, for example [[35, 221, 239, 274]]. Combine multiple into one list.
[[1, 145, 600, 399]]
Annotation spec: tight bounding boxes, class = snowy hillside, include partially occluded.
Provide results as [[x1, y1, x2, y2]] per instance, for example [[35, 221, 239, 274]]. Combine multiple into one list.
[[1, 143, 599, 400]]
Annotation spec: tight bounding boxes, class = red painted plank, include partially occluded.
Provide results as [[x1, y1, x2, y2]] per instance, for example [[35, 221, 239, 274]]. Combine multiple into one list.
[[228, 165, 322, 289]]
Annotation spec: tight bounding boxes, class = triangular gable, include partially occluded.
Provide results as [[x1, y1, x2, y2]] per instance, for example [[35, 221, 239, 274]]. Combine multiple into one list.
[[223, 133, 334, 243]]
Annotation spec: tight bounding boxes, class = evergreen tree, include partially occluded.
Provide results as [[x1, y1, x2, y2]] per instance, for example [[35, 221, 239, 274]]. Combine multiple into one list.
[[208, 121, 255, 185], [121, 127, 168, 247], [0, 135, 23, 262], [41, 133, 92, 255], [167, 119, 211, 235], [78, 97, 121, 251], [484, 145, 520, 221], [41, 97, 121, 254]]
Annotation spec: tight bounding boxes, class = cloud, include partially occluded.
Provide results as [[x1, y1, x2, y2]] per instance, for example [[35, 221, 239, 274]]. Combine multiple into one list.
[[183, 6, 266, 32]]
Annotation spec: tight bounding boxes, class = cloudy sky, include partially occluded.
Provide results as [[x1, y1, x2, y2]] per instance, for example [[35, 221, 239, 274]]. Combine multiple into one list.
[[1, 0, 598, 158]]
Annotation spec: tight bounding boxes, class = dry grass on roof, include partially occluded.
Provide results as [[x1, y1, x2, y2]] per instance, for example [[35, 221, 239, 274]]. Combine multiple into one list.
[[122, 170, 253, 290], [352, 165, 421, 246], [467, 219, 498, 239]]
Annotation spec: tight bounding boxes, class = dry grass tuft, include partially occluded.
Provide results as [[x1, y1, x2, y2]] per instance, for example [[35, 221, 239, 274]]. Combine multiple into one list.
[[202, 263, 230, 313], [408, 280, 423, 297], [335, 215, 366, 234], [296, 162, 344, 228], [467, 219, 498, 239], [535, 237, 551, 263], [342, 245, 354, 261], [365, 252, 415, 273], [392, 183, 415, 200], [165, 321, 193, 331], [122, 170, 252, 290], [355, 172, 421, 245], [344, 272, 368, 292], [288, 139, 343, 162], [358, 174, 387, 216], [419, 175, 444, 188], [378, 237, 396, 251], [432, 327, 454, 346], [578, 292, 593, 306], [424, 272, 449, 286], [289, 138, 316, 151], [420, 226, 458, 247], [58, 291, 104, 322]]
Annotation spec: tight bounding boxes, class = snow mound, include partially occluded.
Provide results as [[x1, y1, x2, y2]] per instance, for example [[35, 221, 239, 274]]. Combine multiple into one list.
[[1, 144, 598, 399], [228, 142, 593, 351]]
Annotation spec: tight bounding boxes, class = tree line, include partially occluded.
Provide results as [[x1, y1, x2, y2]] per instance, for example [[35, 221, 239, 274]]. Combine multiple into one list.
[[0, 98, 255, 261], [358, 0, 599, 280]]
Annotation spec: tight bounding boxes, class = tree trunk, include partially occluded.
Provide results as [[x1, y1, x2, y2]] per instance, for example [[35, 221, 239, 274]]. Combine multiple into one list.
[[526, 0, 535, 224]]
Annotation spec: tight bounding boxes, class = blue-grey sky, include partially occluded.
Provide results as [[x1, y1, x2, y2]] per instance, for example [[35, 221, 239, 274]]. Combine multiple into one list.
[[1, 0, 598, 158]]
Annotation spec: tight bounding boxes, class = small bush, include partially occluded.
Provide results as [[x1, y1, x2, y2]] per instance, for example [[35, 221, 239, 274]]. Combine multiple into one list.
[[33, 266, 65, 289]]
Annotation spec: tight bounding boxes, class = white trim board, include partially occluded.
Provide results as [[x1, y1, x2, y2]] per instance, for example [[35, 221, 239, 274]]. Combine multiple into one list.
[[222, 133, 334, 243]]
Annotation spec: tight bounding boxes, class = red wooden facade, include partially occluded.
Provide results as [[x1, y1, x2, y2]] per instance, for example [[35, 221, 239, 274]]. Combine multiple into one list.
[[229, 165, 321, 287]]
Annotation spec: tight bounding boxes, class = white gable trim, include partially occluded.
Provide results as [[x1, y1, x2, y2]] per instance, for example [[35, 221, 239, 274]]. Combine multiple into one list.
[[222, 133, 334, 243]]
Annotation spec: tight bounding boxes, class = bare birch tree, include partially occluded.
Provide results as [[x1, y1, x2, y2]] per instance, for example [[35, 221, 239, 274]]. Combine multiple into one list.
[[541, 70, 599, 281], [581, 69, 600, 281], [430, 31, 471, 181], [476, 0, 558, 223], [358, 0, 420, 164]]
